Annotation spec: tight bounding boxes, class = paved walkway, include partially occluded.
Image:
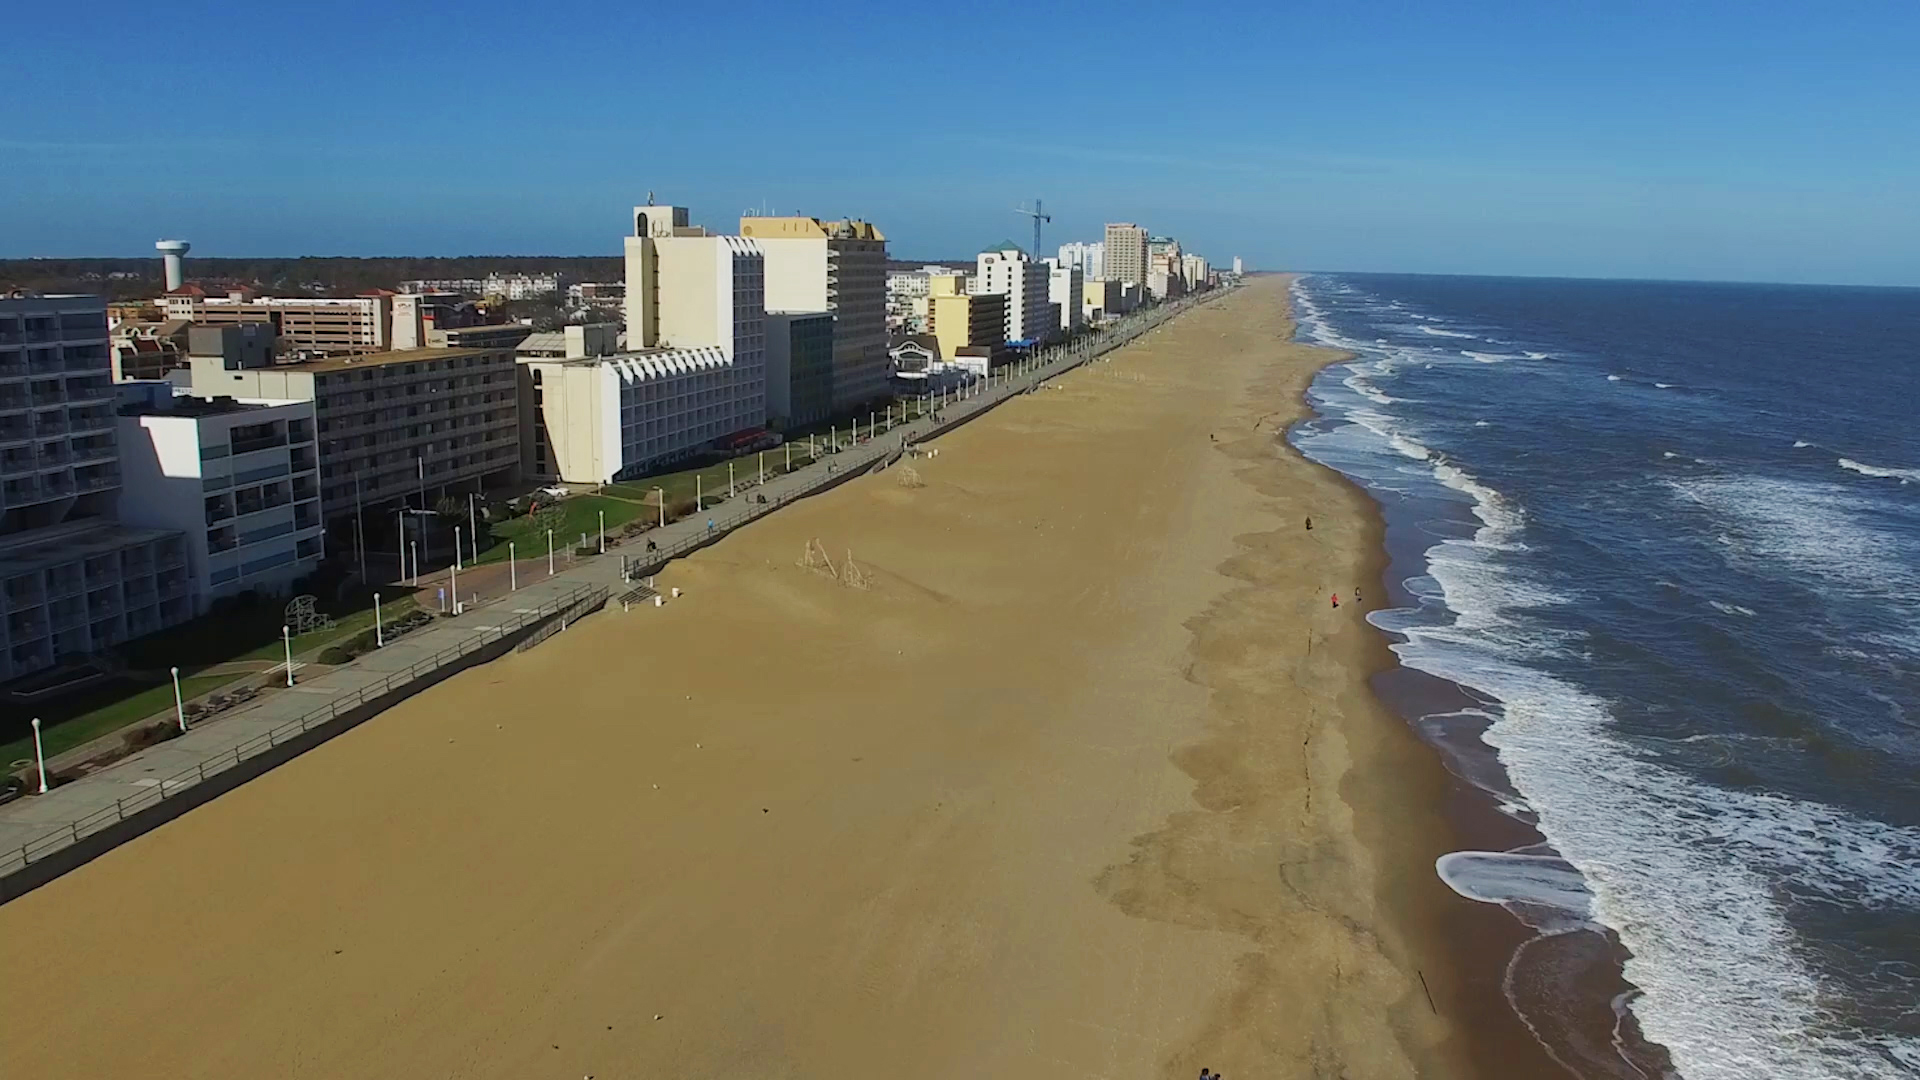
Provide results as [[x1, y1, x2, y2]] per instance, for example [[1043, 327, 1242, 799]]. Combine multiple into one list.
[[0, 289, 1229, 887]]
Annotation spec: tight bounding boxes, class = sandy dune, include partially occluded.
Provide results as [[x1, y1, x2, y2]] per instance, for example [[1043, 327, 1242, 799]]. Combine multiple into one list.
[[0, 277, 1476, 1078]]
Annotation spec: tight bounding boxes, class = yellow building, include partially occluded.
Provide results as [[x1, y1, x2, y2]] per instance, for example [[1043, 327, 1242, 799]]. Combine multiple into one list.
[[927, 274, 1006, 364]]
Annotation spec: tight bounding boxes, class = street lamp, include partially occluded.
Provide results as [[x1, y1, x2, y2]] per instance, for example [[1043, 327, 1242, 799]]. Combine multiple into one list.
[[468, 491, 480, 566], [451, 527, 461, 613], [171, 666, 186, 732], [509, 543, 517, 591], [283, 625, 294, 687], [653, 486, 665, 528], [410, 541, 418, 586], [31, 717, 47, 794], [728, 461, 735, 498], [598, 510, 606, 554], [374, 592, 384, 646], [547, 528, 555, 576]]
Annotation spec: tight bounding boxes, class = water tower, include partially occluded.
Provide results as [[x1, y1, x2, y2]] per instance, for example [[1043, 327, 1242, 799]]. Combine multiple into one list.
[[156, 239, 190, 291]]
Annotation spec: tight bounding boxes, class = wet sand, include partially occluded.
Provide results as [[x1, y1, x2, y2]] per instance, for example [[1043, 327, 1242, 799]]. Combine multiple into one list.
[[0, 277, 1495, 1078]]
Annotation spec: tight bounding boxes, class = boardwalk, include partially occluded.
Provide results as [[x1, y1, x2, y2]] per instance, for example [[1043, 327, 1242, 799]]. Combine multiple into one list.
[[0, 288, 1229, 898]]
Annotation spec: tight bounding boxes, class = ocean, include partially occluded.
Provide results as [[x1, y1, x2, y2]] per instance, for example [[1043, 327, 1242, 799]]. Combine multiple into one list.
[[1288, 274, 1920, 1079]]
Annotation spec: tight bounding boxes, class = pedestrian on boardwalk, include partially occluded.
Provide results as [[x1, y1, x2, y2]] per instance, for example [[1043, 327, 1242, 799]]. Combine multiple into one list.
[[706, 518, 714, 535]]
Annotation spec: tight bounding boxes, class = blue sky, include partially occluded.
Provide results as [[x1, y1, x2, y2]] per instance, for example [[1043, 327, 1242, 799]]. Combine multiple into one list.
[[5, 1, 1919, 284]]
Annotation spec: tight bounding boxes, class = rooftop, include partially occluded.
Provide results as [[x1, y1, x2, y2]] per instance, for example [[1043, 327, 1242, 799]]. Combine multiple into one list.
[[258, 346, 504, 374]]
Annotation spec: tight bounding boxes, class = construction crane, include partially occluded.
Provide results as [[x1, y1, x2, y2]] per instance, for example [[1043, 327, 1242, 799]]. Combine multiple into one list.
[[1014, 199, 1051, 261]]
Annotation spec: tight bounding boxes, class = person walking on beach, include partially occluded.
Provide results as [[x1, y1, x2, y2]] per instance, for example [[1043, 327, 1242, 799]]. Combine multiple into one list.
[[1331, 593, 1340, 609], [1305, 516, 1313, 530]]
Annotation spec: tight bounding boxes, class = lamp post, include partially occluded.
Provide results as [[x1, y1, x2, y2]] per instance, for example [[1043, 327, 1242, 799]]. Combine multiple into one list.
[[598, 510, 606, 554], [697, 474, 703, 510], [509, 543, 517, 591], [409, 541, 418, 586], [468, 491, 479, 566], [653, 487, 665, 528], [547, 528, 555, 576], [728, 461, 735, 498], [31, 717, 47, 794], [451, 527, 461, 613], [396, 508, 405, 584], [283, 625, 294, 687], [374, 592, 384, 646], [171, 666, 186, 732], [758, 450, 765, 484]]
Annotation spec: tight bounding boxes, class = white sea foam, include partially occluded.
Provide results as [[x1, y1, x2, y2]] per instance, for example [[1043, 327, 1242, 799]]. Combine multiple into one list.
[[1793, 440, 1813, 449], [1474, 420, 1492, 428], [1437, 851, 1596, 931], [1667, 476, 1920, 612], [1663, 451, 1680, 459], [1284, 299, 1920, 1075], [1606, 374, 1623, 382], [1419, 325, 1477, 339], [1343, 373, 1395, 405], [1709, 601, 1758, 617], [1655, 382, 1674, 389], [1388, 570, 1920, 1079], [1838, 458, 1920, 483], [1524, 351, 1551, 360], [1462, 350, 1517, 363]]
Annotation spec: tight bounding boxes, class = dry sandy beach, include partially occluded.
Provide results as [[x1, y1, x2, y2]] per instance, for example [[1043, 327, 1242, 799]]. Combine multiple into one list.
[[0, 277, 1495, 1078]]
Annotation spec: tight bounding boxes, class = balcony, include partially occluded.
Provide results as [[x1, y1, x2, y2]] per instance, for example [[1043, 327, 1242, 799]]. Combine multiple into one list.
[[230, 432, 288, 455], [73, 467, 117, 493], [33, 415, 67, 438], [28, 352, 63, 376], [64, 379, 113, 404], [1, 450, 32, 475], [36, 445, 70, 468], [232, 461, 290, 486]]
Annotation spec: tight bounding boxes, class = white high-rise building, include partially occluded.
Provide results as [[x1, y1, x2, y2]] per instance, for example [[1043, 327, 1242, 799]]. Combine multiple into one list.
[[975, 250, 1058, 346], [1232, 256, 1244, 276], [521, 203, 768, 485], [1056, 241, 1104, 281], [0, 294, 193, 680], [115, 382, 325, 611], [1047, 262, 1085, 334]]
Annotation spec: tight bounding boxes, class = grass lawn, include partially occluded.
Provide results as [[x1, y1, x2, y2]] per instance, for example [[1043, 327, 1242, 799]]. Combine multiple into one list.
[[1, 591, 424, 772], [601, 447, 829, 510], [0, 673, 237, 768], [473, 494, 649, 565], [232, 592, 420, 663]]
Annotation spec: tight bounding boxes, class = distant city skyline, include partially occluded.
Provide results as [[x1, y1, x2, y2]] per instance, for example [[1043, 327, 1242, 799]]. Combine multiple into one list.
[[5, 2, 1919, 285]]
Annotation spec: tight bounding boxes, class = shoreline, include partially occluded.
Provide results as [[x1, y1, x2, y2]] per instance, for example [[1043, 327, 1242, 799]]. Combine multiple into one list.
[[1286, 276, 1677, 1079], [1266, 295, 1577, 1080], [0, 277, 1526, 1077]]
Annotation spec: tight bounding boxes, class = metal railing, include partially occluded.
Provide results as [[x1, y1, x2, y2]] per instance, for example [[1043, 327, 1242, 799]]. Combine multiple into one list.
[[0, 581, 607, 879]]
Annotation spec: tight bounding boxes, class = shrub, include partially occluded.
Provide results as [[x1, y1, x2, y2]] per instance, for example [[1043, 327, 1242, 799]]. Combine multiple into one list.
[[318, 646, 354, 665], [121, 721, 181, 752]]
